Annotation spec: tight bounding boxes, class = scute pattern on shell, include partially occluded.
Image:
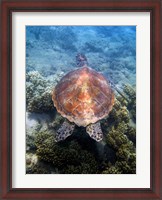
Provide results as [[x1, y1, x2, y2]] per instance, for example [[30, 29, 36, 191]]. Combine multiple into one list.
[[52, 67, 114, 127]]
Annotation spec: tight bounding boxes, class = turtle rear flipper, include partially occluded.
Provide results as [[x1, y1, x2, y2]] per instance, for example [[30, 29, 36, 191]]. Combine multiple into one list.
[[86, 122, 103, 142], [55, 121, 75, 142]]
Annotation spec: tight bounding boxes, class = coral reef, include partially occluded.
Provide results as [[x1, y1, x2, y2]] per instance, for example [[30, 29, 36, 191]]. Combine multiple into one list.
[[26, 152, 58, 174], [34, 131, 98, 174], [102, 97, 136, 174], [26, 153, 39, 173], [27, 26, 77, 51], [102, 163, 122, 174], [26, 134, 37, 151], [108, 98, 130, 126], [26, 71, 62, 113], [123, 84, 136, 121], [26, 88, 136, 174], [39, 27, 77, 52], [29, 95, 136, 174], [125, 126, 136, 144]]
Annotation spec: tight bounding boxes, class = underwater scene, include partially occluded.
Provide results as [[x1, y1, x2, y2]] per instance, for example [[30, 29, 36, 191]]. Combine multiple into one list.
[[26, 26, 136, 174]]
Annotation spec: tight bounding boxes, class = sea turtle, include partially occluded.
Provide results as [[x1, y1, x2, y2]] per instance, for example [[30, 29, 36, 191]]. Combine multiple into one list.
[[52, 53, 114, 142]]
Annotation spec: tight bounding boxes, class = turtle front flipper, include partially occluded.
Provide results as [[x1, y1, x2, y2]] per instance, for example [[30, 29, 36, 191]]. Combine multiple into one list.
[[55, 121, 75, 142], [86, 122, 103, 142]]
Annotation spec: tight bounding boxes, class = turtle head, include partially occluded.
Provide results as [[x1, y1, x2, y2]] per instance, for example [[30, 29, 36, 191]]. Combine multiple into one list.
[[76, 53, 88, 67]]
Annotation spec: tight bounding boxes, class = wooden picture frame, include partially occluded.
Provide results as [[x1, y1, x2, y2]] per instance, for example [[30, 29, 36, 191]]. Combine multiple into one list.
[[0, 0, 161, 199]]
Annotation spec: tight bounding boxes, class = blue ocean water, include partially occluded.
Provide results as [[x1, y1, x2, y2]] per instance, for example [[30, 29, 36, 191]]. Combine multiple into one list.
[[26, 26, 136, 89]]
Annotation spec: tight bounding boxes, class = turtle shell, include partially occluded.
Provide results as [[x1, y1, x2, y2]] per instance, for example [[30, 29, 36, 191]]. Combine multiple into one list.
[[52, 67, 114, 127]]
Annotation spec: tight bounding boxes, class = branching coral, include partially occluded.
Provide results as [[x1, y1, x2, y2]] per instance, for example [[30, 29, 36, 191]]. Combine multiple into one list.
[[106, 122, 131, 150], [108, 98, 130, 126], [125, 126, 136, 144], [26, 152, 57, 174], [35, 131, 98, 174], [26, 134, 37, 151], [48, 113, 65, 130], [26, 71, 55, 113], [103, 95, 136, 174], [104, 121, 136, 174], [26, 84, 136, 174], [26, 153, 39, 173], [102, 165, 122, 174], [123, 84, 136, 121]]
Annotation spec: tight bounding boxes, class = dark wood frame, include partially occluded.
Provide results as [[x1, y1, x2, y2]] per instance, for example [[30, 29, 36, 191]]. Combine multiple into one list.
[[0, 0, 161, 199]]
